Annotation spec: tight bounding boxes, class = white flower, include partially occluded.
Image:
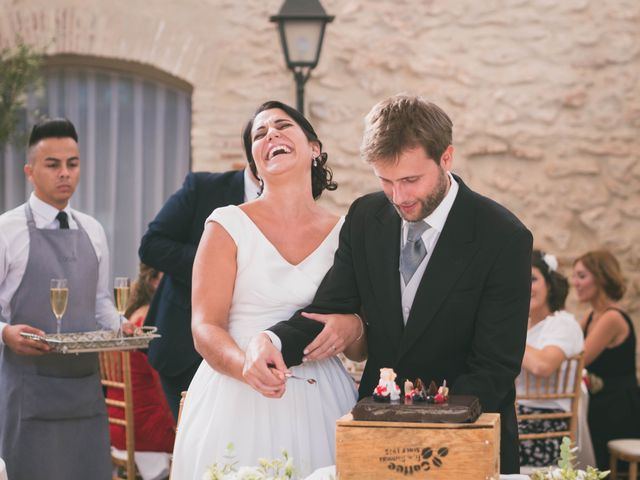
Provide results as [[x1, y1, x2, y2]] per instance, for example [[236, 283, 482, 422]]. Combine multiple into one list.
[[236, 466, 263, 480], [543, 253, 558, 272], [204, 449, 294, 480]]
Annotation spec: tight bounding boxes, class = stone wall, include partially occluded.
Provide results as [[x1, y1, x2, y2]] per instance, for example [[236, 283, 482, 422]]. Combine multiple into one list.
[[1, 0, 639, 341]]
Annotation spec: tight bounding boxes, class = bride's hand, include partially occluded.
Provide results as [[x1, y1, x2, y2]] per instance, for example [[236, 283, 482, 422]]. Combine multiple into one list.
[[301, 312, 362, 361], [243, 333, 288, 398]]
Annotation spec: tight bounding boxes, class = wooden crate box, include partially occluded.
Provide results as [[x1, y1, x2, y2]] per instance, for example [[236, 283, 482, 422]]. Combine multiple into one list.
[[336, 413, 500, 479]]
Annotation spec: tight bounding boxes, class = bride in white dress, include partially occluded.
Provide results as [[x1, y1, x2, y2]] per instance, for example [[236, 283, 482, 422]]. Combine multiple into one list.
[[171, 101, 363, 479]]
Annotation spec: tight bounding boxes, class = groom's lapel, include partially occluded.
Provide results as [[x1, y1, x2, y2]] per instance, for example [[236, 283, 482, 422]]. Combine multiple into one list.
[[366, 202, 404, 348], [397, 182, 479, 361]]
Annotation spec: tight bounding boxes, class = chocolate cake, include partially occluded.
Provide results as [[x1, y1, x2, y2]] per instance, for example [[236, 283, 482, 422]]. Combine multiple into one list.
[[351, 395, 482, 424]]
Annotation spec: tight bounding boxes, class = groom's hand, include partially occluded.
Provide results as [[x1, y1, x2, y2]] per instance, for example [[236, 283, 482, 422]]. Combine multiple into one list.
[[243, 333, 288, 398], [301, 312, 361, 361]]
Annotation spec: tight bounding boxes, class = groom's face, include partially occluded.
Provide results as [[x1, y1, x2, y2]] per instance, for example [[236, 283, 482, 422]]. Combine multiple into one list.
[[373, 145, 453, 222]]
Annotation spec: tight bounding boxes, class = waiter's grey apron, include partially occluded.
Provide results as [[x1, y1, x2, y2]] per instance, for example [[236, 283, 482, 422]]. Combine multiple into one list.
[[0, 205, 111, 480]]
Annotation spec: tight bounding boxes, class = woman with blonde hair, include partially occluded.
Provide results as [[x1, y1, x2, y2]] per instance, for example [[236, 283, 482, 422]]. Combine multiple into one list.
[[573, 250, 640, 470]]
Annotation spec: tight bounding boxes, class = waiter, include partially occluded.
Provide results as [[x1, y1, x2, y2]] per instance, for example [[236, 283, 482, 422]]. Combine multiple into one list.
[[0, 118, 120, 479]]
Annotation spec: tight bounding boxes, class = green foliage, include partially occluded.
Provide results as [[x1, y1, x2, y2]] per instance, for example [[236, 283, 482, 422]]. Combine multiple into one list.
[[530, 437, 609, 480], [0, 41, 43, 146], [558, 437, 575, 471], [204, 444, 296, 480]]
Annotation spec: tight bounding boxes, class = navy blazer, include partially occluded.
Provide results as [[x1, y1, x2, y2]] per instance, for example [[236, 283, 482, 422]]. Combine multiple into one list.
[[268, 175, 532, 474], [139, 170, 245, 377]]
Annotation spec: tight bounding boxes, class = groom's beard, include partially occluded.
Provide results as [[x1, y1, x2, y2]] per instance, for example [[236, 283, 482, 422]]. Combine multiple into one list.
[[389, 167, 448, 222]]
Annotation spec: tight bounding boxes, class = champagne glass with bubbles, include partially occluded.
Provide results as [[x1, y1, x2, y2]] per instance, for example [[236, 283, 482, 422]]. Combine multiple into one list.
[[114, 277, 131, 337], [50, 278, 68, 335]]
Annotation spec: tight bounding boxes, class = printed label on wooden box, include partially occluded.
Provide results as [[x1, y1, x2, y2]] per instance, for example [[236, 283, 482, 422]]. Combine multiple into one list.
[[336, 413, 500, 480]]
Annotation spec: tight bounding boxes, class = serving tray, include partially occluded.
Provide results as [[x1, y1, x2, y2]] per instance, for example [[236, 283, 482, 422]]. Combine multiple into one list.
[[20, 326, 160, 354]]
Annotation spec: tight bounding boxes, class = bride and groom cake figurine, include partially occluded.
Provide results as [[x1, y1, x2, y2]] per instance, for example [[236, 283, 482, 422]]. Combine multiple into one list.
[[372, 367, 449, 404]]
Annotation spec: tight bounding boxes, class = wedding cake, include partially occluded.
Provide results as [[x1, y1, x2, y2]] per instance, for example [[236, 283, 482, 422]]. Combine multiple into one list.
[[351, 368, 482, 423]]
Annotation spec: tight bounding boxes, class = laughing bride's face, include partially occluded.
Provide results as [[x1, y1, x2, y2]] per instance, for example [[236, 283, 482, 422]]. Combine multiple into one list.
[[250, 108, 319, 180]]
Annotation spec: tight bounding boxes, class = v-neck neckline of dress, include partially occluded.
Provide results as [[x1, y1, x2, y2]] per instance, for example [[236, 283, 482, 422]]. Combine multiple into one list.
[[233, 205, 342, 268]]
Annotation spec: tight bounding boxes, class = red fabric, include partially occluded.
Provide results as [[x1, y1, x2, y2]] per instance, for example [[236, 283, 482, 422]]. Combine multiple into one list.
[[107, 351, 176, 452], [107, 311, 175, 452]]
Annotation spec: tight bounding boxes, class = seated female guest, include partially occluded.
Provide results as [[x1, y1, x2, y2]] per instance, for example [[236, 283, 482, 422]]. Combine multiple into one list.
[[573, 250, 640, 470], [107, 264, 176, 454], [516, 250, 584, 467]]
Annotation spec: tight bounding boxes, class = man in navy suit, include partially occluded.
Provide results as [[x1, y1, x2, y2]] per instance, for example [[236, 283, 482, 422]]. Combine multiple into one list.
[[139, 167, 259, 418], [244, 95, 532, 473]]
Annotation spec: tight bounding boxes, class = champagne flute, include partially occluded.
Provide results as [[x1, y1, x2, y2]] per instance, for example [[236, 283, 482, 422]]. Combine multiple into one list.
[[114, 277, 131, 337], [50, 278, 68, 335]]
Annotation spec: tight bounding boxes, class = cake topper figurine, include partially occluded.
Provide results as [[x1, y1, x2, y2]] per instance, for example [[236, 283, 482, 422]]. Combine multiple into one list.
[[427, 381, 438, 396], [373, 367, 401, 402], [372, 369, 449, 404], [404, 379, 414, 397], [405, 377, 426, 402], [434, 380, 449, 404]]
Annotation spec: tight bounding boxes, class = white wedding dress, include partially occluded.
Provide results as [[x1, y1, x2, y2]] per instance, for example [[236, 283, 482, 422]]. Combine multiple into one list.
[[171, 206, 358, 479]]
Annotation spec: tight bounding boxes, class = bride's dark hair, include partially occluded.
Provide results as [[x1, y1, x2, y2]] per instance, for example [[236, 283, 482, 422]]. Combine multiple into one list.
[[242, 100, 337, 199]]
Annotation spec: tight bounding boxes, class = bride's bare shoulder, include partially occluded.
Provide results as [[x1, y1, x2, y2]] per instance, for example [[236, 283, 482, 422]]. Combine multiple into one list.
[[237, 201, 261, 219]]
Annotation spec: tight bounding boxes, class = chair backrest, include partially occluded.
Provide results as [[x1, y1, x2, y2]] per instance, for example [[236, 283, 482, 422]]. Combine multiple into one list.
[[99, 351, 137, 480], [169, 391, 188, 480], [177, 390, 187, 431], [516, 353, 585, 444]]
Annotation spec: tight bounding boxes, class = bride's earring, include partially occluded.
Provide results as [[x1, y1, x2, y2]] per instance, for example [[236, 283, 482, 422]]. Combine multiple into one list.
[[312, 156, 318, 168]]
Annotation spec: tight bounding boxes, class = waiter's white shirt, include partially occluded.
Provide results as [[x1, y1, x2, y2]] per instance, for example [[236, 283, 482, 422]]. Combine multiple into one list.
[[243, 167, 261, 202], [400, 171, 458, 324], [0, 193, 119, 343]]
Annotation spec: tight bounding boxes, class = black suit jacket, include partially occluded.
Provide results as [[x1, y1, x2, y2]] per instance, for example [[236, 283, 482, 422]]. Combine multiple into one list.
[[139, 170, 245, 377], [269, 175, 532, 473]]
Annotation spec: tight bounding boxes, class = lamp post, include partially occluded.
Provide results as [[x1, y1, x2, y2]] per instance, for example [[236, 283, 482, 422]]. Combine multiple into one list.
[[270, 0, 334, 115]]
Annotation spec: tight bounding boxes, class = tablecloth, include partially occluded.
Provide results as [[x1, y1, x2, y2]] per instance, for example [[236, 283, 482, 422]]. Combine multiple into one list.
[[111, 447, 170, 480], [304, 466, 529, 479], [0, 457, 7, 480], [575, 381, 596, 469]]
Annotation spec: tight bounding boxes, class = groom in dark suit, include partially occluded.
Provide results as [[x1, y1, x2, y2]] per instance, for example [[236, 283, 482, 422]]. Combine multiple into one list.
[[244, 95, 532, 474], [139, 167, 259, 418]]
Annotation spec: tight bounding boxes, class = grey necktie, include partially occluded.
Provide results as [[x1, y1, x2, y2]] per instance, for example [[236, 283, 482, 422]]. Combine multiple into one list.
[[400, 221, 430, 284], [56, 211, 69, 229]]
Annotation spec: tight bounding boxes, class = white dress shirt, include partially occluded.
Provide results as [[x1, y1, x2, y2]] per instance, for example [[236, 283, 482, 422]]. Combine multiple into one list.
[[0, 193, 119, 343], [267, 171, 459, 349], [400, 171, 459, 324], [243, 167, 261, 202]]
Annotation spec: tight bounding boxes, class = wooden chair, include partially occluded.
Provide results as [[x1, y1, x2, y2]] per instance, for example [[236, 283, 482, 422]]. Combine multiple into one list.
[[176, 390, 188, 431], [516, 353, 585, 444], [609, 439, 640, 480], [99, 351, 138, 480], [169, 391, 188, 480]]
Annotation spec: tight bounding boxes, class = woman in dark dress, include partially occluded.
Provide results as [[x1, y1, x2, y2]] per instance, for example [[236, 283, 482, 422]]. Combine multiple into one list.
[[572, 250, 640, 470]]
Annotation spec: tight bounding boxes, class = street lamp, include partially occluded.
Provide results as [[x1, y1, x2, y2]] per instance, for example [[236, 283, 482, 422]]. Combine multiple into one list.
[[270, 0, 334, 115]]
